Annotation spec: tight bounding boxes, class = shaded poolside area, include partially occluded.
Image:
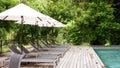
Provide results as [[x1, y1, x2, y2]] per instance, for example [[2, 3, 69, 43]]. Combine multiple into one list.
[[0, 46, 105, 68]]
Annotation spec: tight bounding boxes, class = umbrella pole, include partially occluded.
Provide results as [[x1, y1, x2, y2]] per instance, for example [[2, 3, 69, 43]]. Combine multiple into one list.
[[51, 27, 54, 46], [0, 39, 2, 54], [36, 17, 42, 46], [20, 16, 24, 54], [46, 27, 49, 47], [36, 21, 39, 46]]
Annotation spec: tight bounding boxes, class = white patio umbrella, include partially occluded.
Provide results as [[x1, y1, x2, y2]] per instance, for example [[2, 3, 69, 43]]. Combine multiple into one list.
[[0, 3, 65, 27], [0, 3, 65, 53]]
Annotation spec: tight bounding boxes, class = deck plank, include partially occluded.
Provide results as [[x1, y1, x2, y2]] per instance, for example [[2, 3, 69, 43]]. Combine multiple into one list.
[[56, 46, 105, 68]]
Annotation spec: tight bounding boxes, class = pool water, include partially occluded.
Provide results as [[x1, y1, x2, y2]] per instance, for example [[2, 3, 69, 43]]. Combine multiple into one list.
[[95, 49, 120, 68]]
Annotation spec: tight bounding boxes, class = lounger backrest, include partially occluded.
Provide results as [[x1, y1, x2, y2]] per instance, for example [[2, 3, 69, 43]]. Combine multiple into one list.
[[40, 39, 49, 47], [17, 45, 29, 53], [30, 42, 40, 51], [8, 46, 21, 54], [9, 53, 24, 68]]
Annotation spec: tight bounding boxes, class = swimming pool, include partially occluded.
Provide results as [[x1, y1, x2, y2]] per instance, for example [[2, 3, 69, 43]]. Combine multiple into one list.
[[95, 49, 120, 68]]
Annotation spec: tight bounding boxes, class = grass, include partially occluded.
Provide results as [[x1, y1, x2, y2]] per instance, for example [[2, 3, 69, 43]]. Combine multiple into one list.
[[81, 42, 90, 46], [0, 45, 9, 53]]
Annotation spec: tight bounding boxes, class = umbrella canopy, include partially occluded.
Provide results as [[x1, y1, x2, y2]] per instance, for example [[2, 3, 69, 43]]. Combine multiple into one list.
[[0, 3, 66, 27]]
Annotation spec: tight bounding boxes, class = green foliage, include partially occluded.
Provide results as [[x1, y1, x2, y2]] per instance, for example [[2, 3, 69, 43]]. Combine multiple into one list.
[[64, 2, 114, 45]]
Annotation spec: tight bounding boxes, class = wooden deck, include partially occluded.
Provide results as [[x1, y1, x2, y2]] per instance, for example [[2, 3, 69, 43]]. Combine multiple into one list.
[[56, 46, 105, 68]]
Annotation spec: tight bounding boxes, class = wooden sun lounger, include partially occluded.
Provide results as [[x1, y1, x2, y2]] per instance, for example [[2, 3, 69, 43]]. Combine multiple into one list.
[[4, 54, 58, 68], [30, 42, 67, 51], [8, 45, 60, 60], [30, 42, 66, 57], [40, 39, 70, 49]]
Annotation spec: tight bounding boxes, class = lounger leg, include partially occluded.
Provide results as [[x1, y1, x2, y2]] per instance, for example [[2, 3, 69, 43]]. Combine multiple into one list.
[[53, 65, 55, 68], [53, 63, 56, 68]]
